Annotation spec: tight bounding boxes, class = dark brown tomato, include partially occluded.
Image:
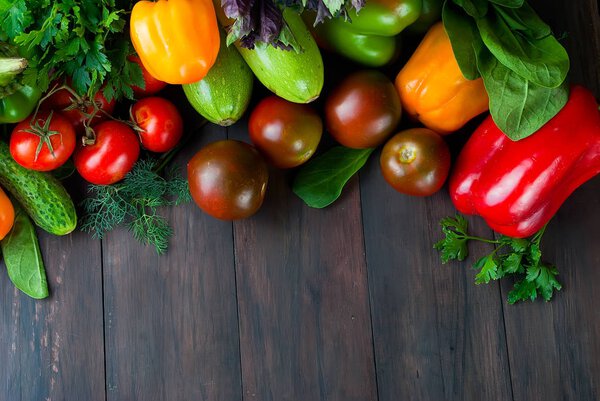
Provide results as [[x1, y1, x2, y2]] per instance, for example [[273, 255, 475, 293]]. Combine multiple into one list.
[[325, 70, 402, 149], [380, 128, 451, 196], [187, 140, 269, 220], [249, 96, 322, 169]]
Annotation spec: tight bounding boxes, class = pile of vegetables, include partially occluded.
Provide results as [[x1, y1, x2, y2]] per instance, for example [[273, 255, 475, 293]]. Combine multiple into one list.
[[0, 0, 598, 303]]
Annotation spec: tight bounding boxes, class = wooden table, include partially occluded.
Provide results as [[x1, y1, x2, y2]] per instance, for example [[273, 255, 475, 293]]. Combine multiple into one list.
[[2, 1, 599, 400]]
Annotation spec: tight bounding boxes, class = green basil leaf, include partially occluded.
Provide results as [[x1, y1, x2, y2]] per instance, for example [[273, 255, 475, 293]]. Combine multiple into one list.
[[293, 146, 374, 208], [443, 1, 482, 80], [488, 0, 524, 8], [492, 3, 550, 40], [1, 203, 49, 299], [453, 0, 488, 18], [476, 45, 569, 140], [476, 7, 569, 88]]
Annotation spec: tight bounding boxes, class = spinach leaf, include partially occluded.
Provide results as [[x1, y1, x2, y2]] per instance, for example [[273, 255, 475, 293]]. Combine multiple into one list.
[[443, 1, 482, 80], [1, 203, 49, 299], [488, 0, 524, 8], [293, 146, 374, 208], [453, 0, 488, 18], [476, 45, 569, 140], [476, 6, 569, 88], [492, 3, 551, 40]]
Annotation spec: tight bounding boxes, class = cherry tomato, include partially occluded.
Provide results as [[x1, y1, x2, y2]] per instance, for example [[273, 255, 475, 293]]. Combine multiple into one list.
[[131, 97, 184, 153], [73, 121, 140, 185], [46, 87, 116, 133], [380, 128, 451, 196], [187, 140, 269, 220], [128, 56, 168, 97], [249, 96, 322, 169], [0, 187, 15, 241], [325, 70, 402, 149], [10, 111, 76, 171]]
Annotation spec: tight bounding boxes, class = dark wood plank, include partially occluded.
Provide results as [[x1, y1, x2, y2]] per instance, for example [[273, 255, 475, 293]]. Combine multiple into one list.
[[500, 2, 600, 400], [229, 123, 377, 401], [0, 229, 105, 401], [360, 156, 513, 400], [102, 93, 242, 401]]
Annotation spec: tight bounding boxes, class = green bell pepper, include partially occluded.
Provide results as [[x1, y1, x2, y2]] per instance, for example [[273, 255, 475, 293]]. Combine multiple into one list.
[[406, 0, 443, 33], [311, 17, 399, 67], [1, 42, 41, 124], [345, 0, 422, 37], [305, 0, 420, 67], [0, 85, 41, 124]]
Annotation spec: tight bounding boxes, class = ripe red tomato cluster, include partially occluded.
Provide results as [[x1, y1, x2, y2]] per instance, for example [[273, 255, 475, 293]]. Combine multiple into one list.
[[9, 57, 184, 186]]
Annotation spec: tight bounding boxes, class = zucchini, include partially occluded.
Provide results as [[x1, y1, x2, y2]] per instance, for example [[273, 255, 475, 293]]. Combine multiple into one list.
[[183, 29, 253, 126], [0, 141, 77, 236], [235, 10, 324, 103]]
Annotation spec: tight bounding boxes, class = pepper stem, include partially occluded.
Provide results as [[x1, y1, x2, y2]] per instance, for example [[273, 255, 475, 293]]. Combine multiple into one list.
[[0, 57, 27, 76]]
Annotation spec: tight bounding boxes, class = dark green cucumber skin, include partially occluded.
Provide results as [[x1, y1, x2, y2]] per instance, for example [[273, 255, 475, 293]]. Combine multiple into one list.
[[0, 141, 77, 236]]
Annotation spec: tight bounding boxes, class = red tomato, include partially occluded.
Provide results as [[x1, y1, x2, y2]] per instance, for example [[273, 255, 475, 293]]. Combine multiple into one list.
[[129, 56, 168, 97], [326, 70, 402, 149], [187, 140, 269, 220], [131, 97, 184, 153], [10, 111, 76, 171], [249, 96, 322, 169], [380, 128, 451, 196], [73, 121, 140, 185], [46, 87, 116, 133]]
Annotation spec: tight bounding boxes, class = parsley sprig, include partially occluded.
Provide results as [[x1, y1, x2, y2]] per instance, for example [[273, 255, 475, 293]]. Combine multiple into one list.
[[435, 215, 561, 304], [80, 159, 191, 255], [0, 0, 143, 100]]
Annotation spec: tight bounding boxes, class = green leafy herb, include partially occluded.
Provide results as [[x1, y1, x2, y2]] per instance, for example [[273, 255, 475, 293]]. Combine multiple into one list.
[[442, 0, 570, 140], [1, 202, 49, 299], [293, 146, 374, 208], [0, 0, 144, 100], [80, 159, 191, 254], [435, 215, 561, 303]]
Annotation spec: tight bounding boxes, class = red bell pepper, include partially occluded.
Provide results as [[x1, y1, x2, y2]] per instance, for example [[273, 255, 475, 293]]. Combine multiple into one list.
[[450, 85, 600, 238]]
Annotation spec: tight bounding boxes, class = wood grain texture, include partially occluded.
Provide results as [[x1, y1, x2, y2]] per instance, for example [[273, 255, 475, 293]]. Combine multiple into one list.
[[229, 122, 377, 401], [359, 155, 513, 401], [102, 92, 242, 401], [499, 2, 600, 401], [0, 229, 105, 401]]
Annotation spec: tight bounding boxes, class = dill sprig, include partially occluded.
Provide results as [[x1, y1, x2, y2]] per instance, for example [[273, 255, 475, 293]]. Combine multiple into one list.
[[80, 159, 191, 254]]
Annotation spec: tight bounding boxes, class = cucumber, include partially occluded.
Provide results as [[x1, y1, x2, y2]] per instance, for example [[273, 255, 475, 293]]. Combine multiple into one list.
[[233, 10, 324, 104], [0, 141, 77, 236], [183, 30, 253, 126]]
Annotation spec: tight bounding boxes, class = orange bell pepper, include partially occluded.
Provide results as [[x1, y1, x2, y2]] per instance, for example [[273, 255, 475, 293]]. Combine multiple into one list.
[[130, 0, 220, 85], [0, 187, 14, 240], [395, 22, 489, 134]]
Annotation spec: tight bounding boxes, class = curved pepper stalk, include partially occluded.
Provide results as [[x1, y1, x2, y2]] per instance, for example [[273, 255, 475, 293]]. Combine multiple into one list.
[[450, 85, 600, 238]]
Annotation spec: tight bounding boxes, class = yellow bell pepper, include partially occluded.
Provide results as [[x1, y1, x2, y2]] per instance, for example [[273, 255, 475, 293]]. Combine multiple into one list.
[[395, 22, 489, 134], [130, 0, 220, 84]]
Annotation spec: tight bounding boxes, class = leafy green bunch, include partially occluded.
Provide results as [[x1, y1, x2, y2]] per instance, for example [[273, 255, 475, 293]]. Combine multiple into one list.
[[442, 0, 570, 140], [0, 0, 144, 100], [435, 215, 561, 303], [80, 159, 192, 254]]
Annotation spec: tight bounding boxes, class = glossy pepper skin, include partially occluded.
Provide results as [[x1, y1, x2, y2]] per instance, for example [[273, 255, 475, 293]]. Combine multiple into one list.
[[306, 0, 420, 66], [406, 0, 443, 33], [0, 84, 41, 123], [0, 186, 15, 240], [395, 22, 488, 134], [130, 0, 220, 84], [450, 86, 600, 238]]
